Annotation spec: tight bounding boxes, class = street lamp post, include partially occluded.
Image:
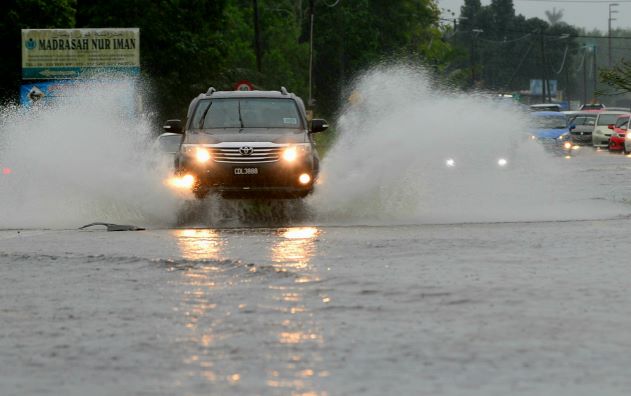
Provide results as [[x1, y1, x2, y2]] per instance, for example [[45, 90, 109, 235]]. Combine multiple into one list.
[[470, 29, 483, 87], [308, 0, 314, 107], [609, 3, 619, 67]]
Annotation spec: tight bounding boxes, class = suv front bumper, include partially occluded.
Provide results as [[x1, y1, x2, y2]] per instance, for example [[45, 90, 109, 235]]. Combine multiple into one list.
[[178, 158, 316, 198]]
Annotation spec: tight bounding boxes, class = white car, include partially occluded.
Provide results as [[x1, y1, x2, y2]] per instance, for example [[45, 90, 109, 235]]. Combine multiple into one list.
[[530, 103, 562, 112], [592, 111, 630, 148], [624, 130, 631, 154]]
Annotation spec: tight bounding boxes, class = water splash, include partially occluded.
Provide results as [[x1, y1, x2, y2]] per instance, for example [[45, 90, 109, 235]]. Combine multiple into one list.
[[0, 78, 179, 229], [308, 64, 625, 224]]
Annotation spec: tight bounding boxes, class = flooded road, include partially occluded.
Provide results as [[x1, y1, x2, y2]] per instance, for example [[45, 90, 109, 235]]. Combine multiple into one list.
[[4, 68, 631, 394], [3, 148, 631, 396]]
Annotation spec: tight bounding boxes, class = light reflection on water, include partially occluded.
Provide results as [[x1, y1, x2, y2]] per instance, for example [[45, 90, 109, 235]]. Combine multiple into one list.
[[174, 229, 225, 386], [173, 226, 327, 395], [268, 227, 326, 394], [175, 229, 224, 261]]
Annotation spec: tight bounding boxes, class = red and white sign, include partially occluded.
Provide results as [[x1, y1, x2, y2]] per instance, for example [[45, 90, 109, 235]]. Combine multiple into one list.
[[233, 80, 254, 91]]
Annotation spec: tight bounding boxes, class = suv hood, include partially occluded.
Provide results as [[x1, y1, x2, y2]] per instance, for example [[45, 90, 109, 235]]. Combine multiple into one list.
[[185, 128, 307, 145]]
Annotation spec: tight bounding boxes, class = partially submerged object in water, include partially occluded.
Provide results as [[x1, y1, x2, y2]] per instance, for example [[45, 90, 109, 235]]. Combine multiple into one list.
[[79, 222, 145, 231]]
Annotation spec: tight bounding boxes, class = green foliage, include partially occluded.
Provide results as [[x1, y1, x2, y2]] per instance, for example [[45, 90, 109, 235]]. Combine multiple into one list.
[[0, 0, 454, 120], [0, 0, 76, 100], [313, 0, 450, 114], [599, 60, 631, 95], [76, 0, 226, 117]]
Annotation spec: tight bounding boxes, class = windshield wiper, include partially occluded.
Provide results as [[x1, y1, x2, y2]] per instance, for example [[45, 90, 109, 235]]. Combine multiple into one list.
[[238, 100, 244, 130], [198, 102, 213, 128]]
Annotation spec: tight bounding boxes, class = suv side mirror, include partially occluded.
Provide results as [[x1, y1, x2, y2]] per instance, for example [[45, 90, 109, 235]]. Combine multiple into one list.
[[156, 133, 183, 154], [608, 124, 614, 130], [310, 119, 328, 133], [163, 119, 183, 134], [569, 124, 576, 130]]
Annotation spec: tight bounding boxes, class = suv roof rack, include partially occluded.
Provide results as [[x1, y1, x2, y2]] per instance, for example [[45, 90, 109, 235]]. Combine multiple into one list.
[[280, 86, 288, 95], [206, 87, 216, 95]]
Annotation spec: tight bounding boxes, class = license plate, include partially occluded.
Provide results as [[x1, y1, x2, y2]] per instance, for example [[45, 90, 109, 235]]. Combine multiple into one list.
[[234, 167, 259, 175]]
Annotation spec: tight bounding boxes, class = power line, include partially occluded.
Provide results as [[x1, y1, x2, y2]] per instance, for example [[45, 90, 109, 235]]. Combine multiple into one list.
[[460, 28, 631, 40], [554, 44, 570, 74], [516, 0, 631, 3], [478, 33, 532, 43], [322, 0, 341, 6]]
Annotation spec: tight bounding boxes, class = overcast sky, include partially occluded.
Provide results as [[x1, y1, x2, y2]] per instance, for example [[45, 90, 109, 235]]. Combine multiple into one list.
[[437, 0, 631, 32]]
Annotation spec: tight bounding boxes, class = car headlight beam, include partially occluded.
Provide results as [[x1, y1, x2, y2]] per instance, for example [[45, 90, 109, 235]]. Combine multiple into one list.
[[283, 147, 298, 162], [195, 148, 211, 163]]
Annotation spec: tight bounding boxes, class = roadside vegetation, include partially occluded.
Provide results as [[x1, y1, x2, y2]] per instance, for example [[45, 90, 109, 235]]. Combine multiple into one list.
[[2, 0, 631, 122]]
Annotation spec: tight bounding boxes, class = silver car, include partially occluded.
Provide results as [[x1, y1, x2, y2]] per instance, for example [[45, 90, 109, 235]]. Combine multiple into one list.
[[568, 112, 597, 145]]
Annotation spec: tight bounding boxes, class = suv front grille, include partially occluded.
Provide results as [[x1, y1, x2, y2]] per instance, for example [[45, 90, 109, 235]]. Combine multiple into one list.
[[212, 147, 283, 163]]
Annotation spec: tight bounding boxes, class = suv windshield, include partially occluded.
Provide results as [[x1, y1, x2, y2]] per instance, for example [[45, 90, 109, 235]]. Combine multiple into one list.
[[193, 98, 303, 130]]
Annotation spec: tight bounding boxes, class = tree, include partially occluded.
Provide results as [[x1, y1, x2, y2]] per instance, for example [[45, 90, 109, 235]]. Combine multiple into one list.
[[545, 8, 564, 26], [0, 0, 76, 101], [76, 0, 226, 117], [313, 0, 450, 114], [599, 61, 631, 95]]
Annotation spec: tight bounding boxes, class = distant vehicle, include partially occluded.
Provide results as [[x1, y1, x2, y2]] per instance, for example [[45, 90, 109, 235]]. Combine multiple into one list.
[[625, 128, 631, 154], [592, 111, 630, 148], [609, 114, 630, 152], [530, 111, 573, 154], [530, 103, 561, 112], [579, 103, 606, 111], [531, 111, 570, 139], [568, 112, 597, 145], [158, 87, 328, 199]]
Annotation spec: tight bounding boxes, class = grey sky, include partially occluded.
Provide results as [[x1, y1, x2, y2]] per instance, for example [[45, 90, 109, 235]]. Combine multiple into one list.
[[437, 0, 631, 32]]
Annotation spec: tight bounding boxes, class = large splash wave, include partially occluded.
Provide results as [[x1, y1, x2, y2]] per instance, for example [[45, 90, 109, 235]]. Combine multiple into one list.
[[309, 64, 627, 224], [0, 78, 179, 229]]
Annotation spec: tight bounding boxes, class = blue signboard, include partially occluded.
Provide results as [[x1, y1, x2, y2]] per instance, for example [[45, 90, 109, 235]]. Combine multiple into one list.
[[530, 79, 558, 96], [20, 79, 139, 116], [20, 80, 78, 107]]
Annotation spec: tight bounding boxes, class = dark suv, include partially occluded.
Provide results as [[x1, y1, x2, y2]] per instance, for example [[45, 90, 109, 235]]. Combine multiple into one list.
[[160, 87, 328, 199]]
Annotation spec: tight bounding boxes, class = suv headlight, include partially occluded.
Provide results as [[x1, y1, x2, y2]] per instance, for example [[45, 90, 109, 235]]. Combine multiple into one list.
[[282, 144, 311, 163], [182, 144, 212, 163]]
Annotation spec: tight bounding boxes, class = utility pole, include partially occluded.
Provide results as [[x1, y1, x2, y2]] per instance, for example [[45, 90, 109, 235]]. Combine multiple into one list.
[[470, 29, 483, 88], [540, 30, 547, 103], [308, 0, 314, 107], [253, 0, 262, 73], [609, 3, 619, 67], [582, 47, 587, 104], [592, 45, 598, 101]]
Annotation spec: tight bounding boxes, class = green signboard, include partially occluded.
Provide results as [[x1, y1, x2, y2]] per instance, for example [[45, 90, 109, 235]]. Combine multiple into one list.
[[22, 28, 140, 79]]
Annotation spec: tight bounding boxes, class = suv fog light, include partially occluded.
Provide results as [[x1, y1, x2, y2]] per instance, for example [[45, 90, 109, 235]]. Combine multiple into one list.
[[196, 148, 211, 163], [563, 142, 572, 149], [298, 173, 311, 185], [283, 147, 298, 162], [182, 174, 195, 187], [166, 174, 195, 189]]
